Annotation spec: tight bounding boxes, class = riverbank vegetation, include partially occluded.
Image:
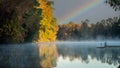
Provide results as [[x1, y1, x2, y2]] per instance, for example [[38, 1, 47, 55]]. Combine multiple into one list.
[[0, 0, 119, 44], [0, 0, 58, 44]]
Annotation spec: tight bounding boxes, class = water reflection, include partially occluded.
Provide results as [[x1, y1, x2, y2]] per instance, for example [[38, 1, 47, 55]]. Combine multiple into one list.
[[0, 44, 40, 68], [118, 65, 120, 68], [38, 43, 58, 68], [57, 44, 120, 65], [0, 43, 58, 68], [0, 43, 120, 68]]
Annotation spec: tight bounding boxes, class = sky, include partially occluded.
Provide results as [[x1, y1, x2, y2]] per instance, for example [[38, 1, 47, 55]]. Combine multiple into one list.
[[53, 0, 120, 24]]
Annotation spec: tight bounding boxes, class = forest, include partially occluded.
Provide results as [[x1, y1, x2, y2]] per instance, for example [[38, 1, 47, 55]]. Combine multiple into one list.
[[0, 0, 120, 44], [57, 17, 120, 40], [0, 0, 58, 44]]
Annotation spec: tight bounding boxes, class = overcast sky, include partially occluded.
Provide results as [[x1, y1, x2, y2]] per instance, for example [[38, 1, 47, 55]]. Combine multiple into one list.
[[53, 0, 120, 24]]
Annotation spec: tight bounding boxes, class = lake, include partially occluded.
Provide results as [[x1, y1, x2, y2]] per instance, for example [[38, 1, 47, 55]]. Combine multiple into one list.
[[0, 41, 120, 68]]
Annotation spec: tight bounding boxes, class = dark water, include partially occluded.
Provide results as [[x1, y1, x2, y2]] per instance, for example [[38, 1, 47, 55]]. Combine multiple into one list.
[[0, 42, 120, 68]]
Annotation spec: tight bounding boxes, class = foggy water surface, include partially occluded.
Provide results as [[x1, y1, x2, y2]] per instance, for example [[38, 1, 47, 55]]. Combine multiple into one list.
[[0, 41, 120, 68]]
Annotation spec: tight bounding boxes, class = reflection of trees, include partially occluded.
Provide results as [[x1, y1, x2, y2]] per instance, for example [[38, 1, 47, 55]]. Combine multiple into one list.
[[57, 44, 120, 65], [0, 44, 41, 68], [0, 43, 119, 67], [118, 65, 120, 68], [38, 43, 58, 68], [0, 43, 58, 68]]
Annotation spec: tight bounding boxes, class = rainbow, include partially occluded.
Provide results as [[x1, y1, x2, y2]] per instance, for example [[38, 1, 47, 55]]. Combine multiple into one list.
[[59, 0, 105, 23]]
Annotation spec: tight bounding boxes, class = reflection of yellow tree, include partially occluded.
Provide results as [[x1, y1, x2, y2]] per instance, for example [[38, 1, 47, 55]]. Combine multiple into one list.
[[39, 44, 58, 68]]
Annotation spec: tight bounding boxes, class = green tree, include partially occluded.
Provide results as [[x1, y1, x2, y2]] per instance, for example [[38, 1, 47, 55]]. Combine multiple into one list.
[[0, 0, 42, 43], [112, 18, 120, 37], [80, 19, 89, 39], [106, 0, 120, 11]]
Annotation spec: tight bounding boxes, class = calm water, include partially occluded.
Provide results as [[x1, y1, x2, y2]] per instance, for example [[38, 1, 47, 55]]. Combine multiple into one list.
[[0, 41, 120, 68]]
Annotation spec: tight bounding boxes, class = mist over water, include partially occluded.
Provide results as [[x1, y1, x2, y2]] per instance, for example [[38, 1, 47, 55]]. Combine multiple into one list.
[[56, 40, 120, 46], [0, 41, 120, 68], [55, 41, 120, 68]]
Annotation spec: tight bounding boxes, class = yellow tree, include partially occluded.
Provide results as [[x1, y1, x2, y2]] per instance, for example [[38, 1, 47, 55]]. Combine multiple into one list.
[[36, 0, 58, 42]]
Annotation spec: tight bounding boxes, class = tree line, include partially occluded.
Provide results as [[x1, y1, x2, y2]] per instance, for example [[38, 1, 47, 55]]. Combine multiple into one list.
[[57, 17, 120, 40], [0, 0, 119, 44]]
